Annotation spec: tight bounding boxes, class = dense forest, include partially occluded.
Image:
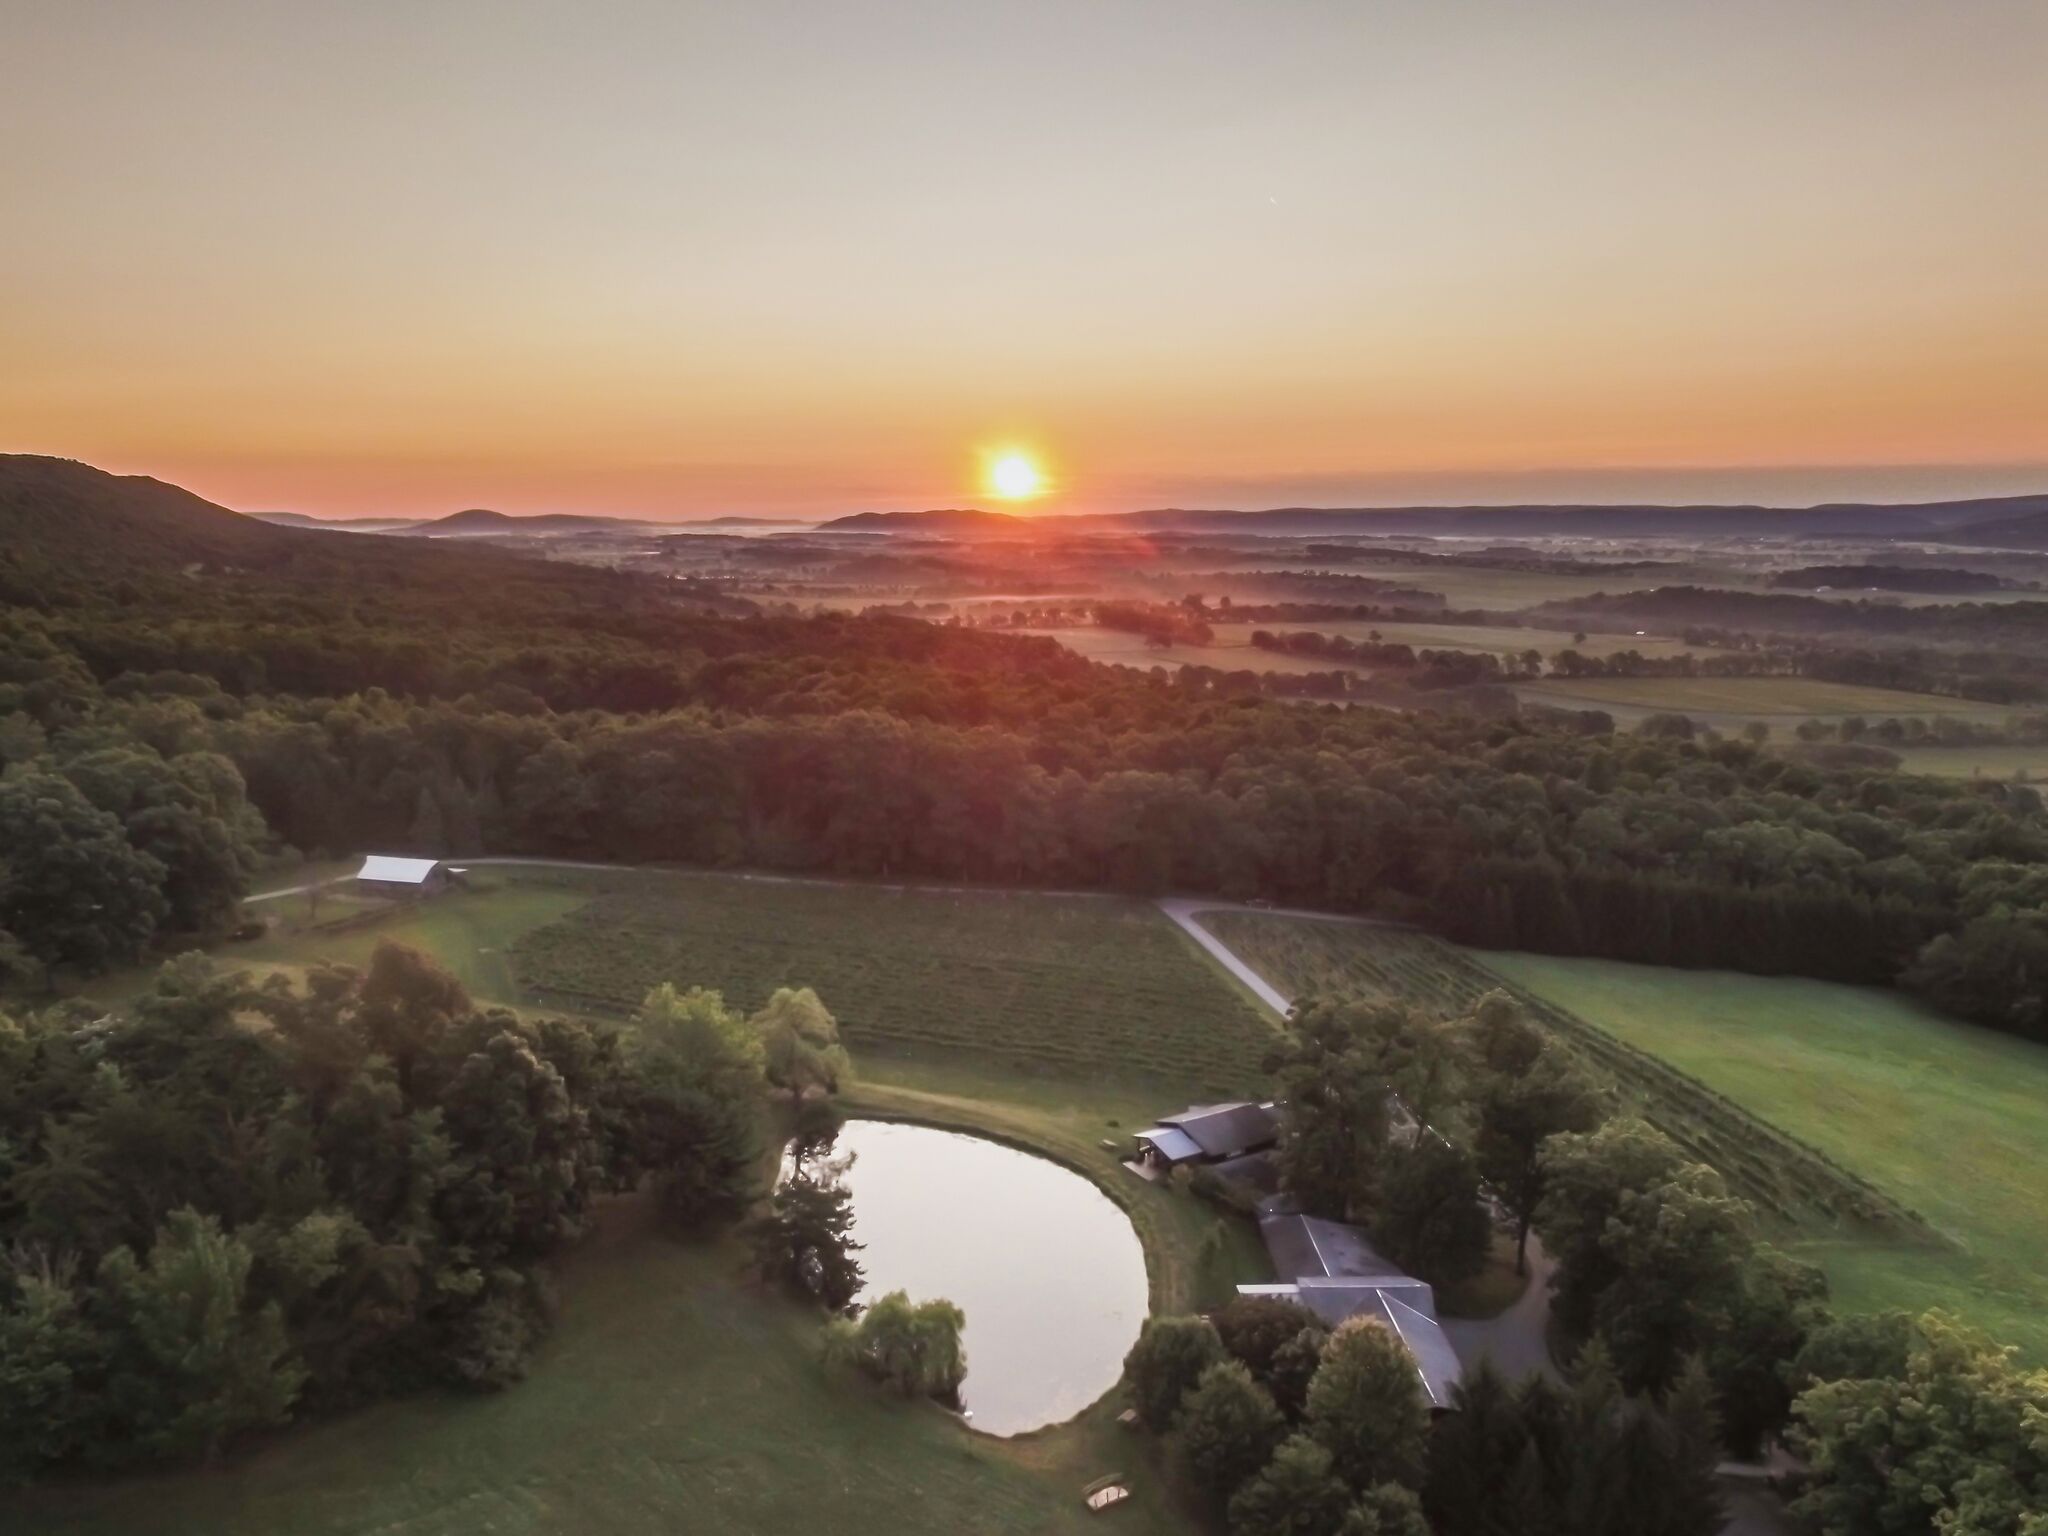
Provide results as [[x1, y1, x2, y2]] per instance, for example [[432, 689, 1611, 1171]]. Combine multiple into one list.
[[5, 457, 2048, 1042]]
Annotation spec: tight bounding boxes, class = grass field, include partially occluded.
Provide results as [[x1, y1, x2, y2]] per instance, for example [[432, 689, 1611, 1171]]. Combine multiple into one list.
[[1191, 910, 2048, 1362], [1887, 743, 2048, 781], [6, 868, 1282, 1536], [1194, 914, 1919, 1234], [1514, 675, 2011, 727], [1480, 952, 2048, 1364], [2, 1193, 1203, 1536], [507, 871, 1278, 1095]]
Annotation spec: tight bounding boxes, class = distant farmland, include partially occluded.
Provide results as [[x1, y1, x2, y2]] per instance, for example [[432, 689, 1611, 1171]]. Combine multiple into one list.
[[1513, 674, 2012, 726]]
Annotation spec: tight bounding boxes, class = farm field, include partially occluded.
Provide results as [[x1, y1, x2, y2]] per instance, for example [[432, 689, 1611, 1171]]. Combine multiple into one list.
[[508, 871, 1278, 1095], [1479, 951, 2048, 1364], [1265, 561, 1679, 611], [1512, 674, 2011, 726], [1243, 619, 1714, 660], [1042, 625, 1362, 676], [1886, 743, 2048, 781]]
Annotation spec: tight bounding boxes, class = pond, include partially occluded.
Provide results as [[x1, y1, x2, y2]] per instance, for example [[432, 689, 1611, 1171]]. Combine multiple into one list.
[[788, 1119, 1150, 1436]]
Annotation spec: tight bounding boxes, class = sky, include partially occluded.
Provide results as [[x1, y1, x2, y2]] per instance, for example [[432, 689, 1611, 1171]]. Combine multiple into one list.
[[5, 0, 2047, 519]]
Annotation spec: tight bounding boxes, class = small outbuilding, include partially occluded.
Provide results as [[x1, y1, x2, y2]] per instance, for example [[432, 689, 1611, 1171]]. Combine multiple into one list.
[[354, 855, 449, 898], [1133, 1101, 1280, 1171]]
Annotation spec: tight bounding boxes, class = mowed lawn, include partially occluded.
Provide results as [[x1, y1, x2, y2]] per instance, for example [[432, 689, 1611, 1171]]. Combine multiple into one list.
[[4, 1195, 1191, 1536], [1480, 951, 2048, 1362]]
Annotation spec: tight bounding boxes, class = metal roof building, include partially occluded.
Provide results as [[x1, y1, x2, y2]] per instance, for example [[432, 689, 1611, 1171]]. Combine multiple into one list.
[[1239, 1213, 1467, 1412], [356, 856, 444, 888]]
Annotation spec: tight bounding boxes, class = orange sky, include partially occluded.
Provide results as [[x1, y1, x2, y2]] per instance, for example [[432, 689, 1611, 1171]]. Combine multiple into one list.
[[5, 1, 2047, 519]]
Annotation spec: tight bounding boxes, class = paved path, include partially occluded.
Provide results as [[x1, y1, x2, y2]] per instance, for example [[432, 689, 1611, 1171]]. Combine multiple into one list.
[[1440, 1234, 1561, 1383], [1154, 896, 1389, 1016]]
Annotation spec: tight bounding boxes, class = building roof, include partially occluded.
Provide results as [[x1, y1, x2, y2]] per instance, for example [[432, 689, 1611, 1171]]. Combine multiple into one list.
[[1259, 1213, 1408, 1282], [356, 855, 442, 885], [1241, 1211, 1465, 1410], [1134, 1126, 1205, 1163], [1235, 1280, 1463, 1410], [1158, 1101, 1280, 1159]]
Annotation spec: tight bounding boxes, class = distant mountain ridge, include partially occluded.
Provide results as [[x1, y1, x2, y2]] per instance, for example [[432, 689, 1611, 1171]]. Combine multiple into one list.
[[824, 495, 2048, 542], [0, 455, 297, 569], [402, 508, 668, 535]]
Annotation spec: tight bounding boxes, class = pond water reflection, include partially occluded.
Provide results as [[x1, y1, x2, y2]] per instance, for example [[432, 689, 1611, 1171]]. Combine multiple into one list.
[[789, 1120, 1150, 1436]]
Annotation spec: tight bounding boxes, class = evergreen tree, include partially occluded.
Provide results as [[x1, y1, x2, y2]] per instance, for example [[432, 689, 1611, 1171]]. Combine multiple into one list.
[[1228, 1432, 1354, 1536], [1305, 1316, 1430, 1492], [1178, 1360, 1287, 1503]]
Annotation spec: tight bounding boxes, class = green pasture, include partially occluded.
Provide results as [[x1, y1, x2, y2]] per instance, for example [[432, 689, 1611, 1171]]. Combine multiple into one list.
[[1479, 951, 2048, 1363]]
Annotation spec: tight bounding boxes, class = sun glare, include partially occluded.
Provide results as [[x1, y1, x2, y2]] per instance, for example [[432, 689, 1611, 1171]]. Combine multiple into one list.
[[985, 450, 1047, 502]]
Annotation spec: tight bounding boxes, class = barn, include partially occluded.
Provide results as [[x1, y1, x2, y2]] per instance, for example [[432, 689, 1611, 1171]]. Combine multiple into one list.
[[354, 855, 450, 898]]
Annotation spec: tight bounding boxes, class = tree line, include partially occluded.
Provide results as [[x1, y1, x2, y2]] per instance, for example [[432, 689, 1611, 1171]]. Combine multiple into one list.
[[0, 944, 846, 1483], [1136, 985, 2048, 1536]]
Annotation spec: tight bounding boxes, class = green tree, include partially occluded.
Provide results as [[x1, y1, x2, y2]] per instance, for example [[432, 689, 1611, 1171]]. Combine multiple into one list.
[[624, 984, 764, 1226], [1339, 1483, 1431, 1536], [750, 986, 851, 1097], [1306, 1316, 1430, 1492], [824, 1290, 966, 1401], [0, 768, 166, 972], [1212, 1294, 1326, 1384], [1472, 1034, 1605, 1275], [1422, 1358, 1532, 1536], [1791, 1311, 2048, 1536], [1536, 1117, 1760, 1391], [0, 1265, 104, 1483], [746, 1161, 864, 1311], [1374, 1137, 1492, 1288], [1124, 1313, 1227, 1431], [1178, 1360, 1287, 1502], [1275, 999, 1395, 1221], [90, 1209, 305, 1464], [1229, 1432, 1354, 1536]]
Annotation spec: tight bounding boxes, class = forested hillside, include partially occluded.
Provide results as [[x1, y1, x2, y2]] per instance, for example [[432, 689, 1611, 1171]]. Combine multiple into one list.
[[5, 458, 2048, 1041]]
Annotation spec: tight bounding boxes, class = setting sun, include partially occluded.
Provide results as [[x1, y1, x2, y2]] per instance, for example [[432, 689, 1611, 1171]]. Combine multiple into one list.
[[985, 450, 1047, 502]]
